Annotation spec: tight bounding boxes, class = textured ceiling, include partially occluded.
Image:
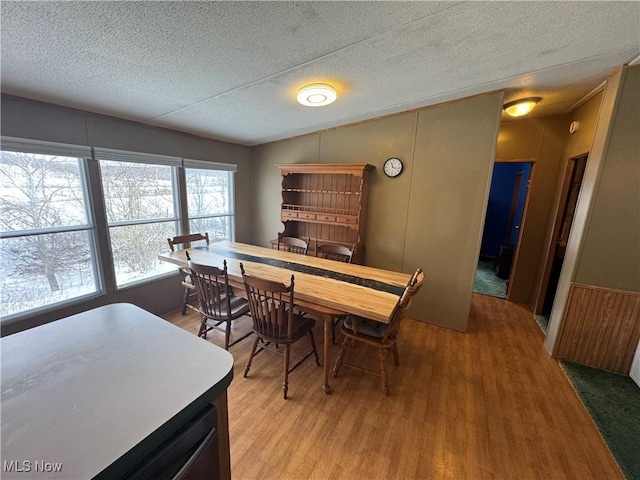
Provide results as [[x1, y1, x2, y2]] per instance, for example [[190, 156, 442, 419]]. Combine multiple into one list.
[[1, 1, 639, 146]]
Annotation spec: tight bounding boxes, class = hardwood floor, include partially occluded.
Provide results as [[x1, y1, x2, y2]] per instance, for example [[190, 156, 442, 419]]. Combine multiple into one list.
[[163, 293, 623, 479]]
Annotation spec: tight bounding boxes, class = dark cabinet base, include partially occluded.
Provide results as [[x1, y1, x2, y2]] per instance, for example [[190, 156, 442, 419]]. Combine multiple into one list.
[[126, 404, 219, 480]]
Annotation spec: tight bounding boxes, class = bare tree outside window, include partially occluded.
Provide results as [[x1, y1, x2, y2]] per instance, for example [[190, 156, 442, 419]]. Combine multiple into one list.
[[0, 152, 235, 318], [186, 169, 233, 241], [99, 160, 178, 286], [0, 151, 98, 317]]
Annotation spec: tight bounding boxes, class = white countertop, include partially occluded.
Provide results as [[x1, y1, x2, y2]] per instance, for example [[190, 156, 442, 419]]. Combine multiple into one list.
[[1, 303, 234, 479]]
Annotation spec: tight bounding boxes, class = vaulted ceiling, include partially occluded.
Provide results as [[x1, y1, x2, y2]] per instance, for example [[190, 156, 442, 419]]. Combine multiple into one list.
[[1, 1, 638, 146]]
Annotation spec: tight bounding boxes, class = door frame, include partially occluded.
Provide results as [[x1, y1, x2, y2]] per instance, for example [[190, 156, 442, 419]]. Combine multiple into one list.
[[534, 153, 589, 314], [485, 158, 536, 300]]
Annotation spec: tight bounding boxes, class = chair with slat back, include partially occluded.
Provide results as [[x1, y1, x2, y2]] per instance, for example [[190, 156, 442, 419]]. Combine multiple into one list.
[[188, 260, 252, 350], [315, 243, 355, 344], [240, 263, 320, 399], [315, 243, 354, 263], [167, 233, 210, 315], [276, 234, 309, 255], [332, 268, 425, 395]]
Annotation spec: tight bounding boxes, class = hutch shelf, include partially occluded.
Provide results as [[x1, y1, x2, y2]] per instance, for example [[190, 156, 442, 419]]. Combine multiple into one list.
[[274, 163, 373, 264]]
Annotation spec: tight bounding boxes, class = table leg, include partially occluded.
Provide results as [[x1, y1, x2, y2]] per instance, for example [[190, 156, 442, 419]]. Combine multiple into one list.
[[322, 314, 332, 394]]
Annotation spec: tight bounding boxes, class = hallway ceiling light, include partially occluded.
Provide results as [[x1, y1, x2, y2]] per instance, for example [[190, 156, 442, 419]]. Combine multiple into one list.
[[503, 97, 541, 117], [297, 83, 337, 107]]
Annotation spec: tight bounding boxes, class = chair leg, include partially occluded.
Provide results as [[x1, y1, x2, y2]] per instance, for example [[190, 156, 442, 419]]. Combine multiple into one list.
[[283, 345, 290, 399], [391, 343, 400, 366], [308, 330, 320, 366], [331, 318, 336, 344], [198, 315, 207, 339], [331, 316, 344, 344], [224, 320, 231, 350], [378, 348, 390, 396], [332, 336, 350, 377], [181, 287, 190, 315], [244, 337, 260, 378]]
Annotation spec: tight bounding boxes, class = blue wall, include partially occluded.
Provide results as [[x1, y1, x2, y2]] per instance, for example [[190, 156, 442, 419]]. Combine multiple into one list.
[[480, 162, 532, 257]]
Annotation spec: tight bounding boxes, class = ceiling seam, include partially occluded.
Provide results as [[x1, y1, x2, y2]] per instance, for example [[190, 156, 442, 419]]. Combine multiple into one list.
[[248, 51, 623, 145], [144, 1, 468, 123]]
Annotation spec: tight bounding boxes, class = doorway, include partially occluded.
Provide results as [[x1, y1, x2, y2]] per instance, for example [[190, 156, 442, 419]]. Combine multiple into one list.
[[474, 161, 533, 298], [535, 154, 588, 320]]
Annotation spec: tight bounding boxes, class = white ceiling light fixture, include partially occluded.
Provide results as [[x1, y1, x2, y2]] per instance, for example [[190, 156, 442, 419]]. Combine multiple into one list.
[[503, 97, 542, 117], [297, 83, 337, 107]]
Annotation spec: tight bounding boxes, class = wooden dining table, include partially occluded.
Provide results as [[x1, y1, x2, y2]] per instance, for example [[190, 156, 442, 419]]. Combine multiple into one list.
[[158, 241, 412, 394]]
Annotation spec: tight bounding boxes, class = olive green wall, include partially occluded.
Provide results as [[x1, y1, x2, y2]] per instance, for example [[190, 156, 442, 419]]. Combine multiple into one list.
[[492, 89, 604, 309], [404, 94, 503, 330], [320, 114, 418, 271], [250, 135, 321, 253], [495, 117, 570, 306], [567, 91, 606, 159], [574, 66, 640, 292], [496, 118, 546, 160], [529, 91, 604, 311], [251, 93, 503, 331], [545, 65, 638, 353]]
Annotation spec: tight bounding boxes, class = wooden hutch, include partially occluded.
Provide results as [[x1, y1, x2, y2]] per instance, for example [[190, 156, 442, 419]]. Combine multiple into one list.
[[274, 163, 373, 264]]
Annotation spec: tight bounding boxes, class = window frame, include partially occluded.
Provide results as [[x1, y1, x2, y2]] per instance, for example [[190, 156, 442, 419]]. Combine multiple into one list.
[[0, 141, 103, 321], [95, 149, 183, 290], [0, 139, 240, 323], [183, 159, 237, 243]]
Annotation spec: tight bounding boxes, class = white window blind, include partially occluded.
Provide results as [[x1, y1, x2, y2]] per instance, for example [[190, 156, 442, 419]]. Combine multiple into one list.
[[93, 147, 181, 167], [182, 158, 237, 172], [1, 136, 92, 158]]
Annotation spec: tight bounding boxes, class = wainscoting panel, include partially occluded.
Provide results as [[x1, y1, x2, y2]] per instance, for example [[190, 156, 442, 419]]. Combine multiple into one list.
[[554, 283, 640, 373]]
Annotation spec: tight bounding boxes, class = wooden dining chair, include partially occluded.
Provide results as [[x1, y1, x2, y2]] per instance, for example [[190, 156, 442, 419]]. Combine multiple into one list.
[[167, 233, 210, 315], [276, 234, 309, 255], [315, 243, 354, 263], [315, 243, 355, 343], [189, 259, 252, 350], [331, 268, 425, 395], [240, 263, 320, 399]]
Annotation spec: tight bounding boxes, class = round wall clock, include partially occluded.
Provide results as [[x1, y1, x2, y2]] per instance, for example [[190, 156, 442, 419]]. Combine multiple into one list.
[[383, 157, 403, 178]]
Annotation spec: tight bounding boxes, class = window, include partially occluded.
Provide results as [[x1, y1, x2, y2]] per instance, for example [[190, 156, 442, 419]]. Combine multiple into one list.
[[1, 140, 239, 320], [98, 151, 181, 287], [184, 159, 236, 242], [0, 145, 99, 318]]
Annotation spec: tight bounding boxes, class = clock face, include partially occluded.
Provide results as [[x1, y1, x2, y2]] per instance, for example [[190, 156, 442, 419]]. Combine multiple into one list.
[[383, 157, 403, 178]]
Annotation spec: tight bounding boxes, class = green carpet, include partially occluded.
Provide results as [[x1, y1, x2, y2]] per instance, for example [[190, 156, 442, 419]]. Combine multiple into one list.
[[473, 259, 507, 298], [560, 361, 640, 479], [534, 314, 549, 334]]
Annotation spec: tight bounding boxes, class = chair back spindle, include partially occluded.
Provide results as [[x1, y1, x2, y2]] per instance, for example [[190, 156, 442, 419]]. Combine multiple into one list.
[[167, 232, 210, 252], [316, 243, 354, 263], [189, 260, 232, 321], [166, 232, 210, 315], [241, 265, 295, 340], [276, 235, 309, 255], [188, 259, 252, 349], [383, 268, 425, 342], [332, 267, 424, 395], [240, 263, 319, 399]]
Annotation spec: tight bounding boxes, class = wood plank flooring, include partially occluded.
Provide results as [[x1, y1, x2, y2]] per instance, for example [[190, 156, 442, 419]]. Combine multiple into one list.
[[163, 293, 623, 479]]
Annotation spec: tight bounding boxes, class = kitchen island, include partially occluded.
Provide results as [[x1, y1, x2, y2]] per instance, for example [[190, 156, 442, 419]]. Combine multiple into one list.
[[1, 303, 233, 479]]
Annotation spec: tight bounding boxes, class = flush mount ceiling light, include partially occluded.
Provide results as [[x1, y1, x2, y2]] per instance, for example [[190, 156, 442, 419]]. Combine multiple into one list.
[[503, 97, 542, 117], [297, 83, 337, 107]]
